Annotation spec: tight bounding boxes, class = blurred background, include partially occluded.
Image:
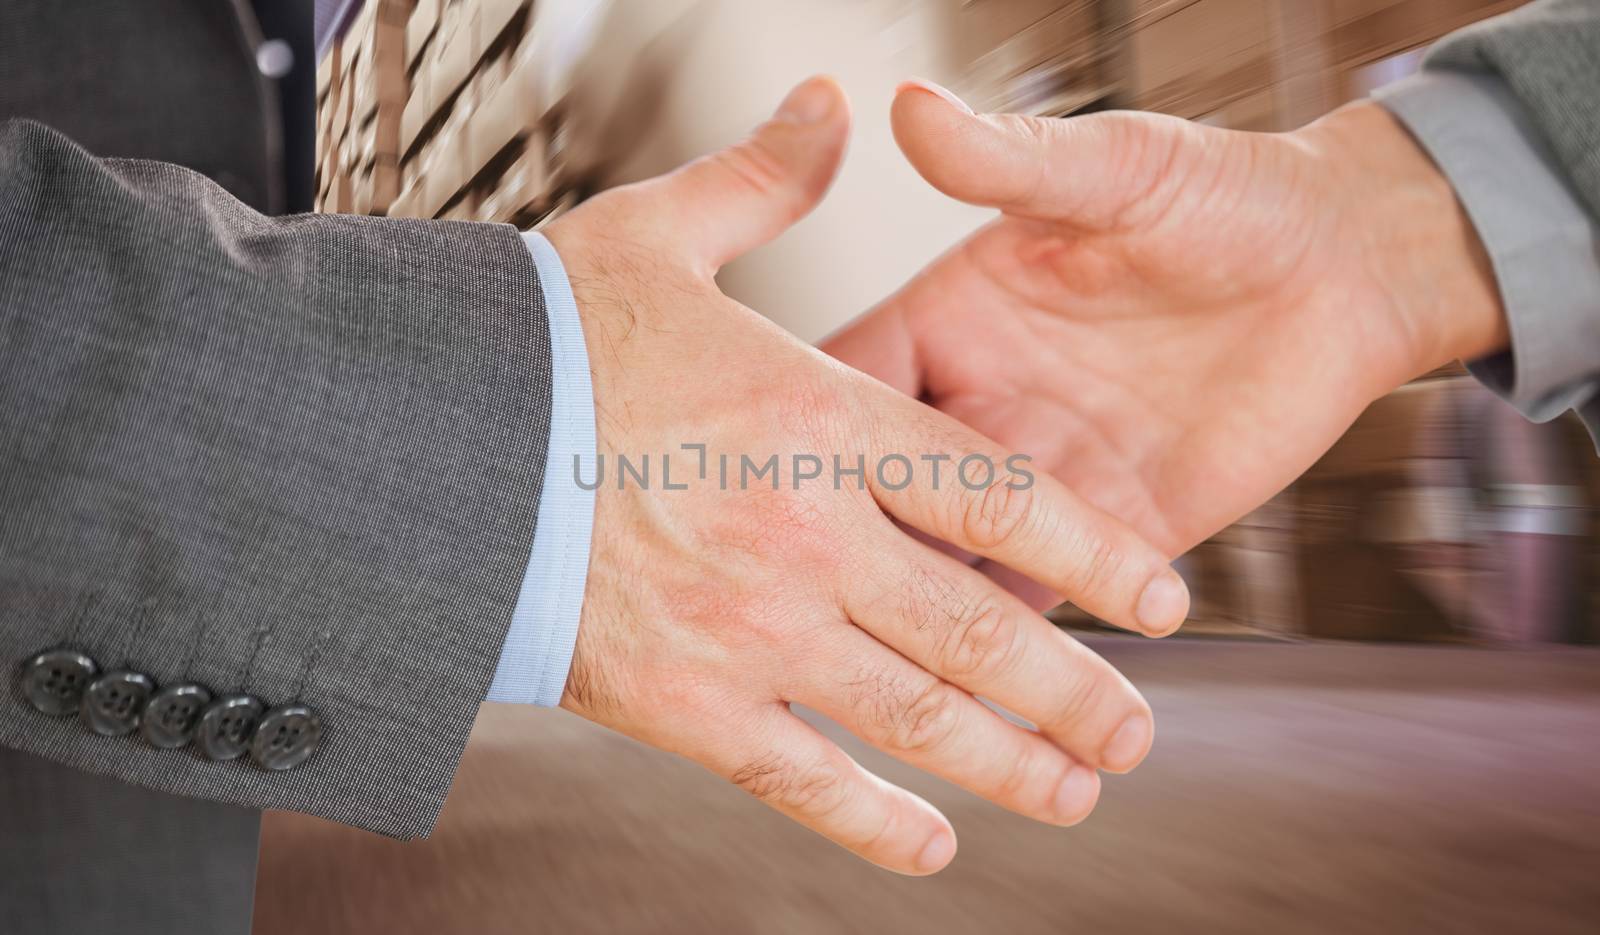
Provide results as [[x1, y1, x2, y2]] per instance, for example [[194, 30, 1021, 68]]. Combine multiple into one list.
[[290, 1, 1600, 932]]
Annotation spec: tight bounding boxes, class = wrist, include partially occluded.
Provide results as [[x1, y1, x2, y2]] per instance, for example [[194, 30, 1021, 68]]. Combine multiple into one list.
[[1294, 100, 1507, 379]]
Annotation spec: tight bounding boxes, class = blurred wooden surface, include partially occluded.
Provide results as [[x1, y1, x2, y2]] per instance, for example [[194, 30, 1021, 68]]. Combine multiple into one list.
[[257, 637, 1600, 935]]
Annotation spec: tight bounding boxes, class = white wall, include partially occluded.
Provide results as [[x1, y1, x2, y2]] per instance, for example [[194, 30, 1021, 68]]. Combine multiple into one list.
[[578, 0, 997, 342]]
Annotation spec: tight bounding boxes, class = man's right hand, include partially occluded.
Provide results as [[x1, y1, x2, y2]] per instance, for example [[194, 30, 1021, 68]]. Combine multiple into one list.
[[824, 85, 1508, 610], [540, 77, 1189, 875]]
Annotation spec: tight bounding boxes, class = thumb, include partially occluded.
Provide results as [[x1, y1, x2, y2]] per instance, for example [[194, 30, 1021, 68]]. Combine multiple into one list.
[[890, 80, 1185, 229], [651, 75, 851, 273]]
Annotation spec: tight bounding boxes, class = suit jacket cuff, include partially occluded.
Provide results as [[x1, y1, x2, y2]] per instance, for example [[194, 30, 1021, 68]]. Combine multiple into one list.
[[1374, 69, 1600, 441]]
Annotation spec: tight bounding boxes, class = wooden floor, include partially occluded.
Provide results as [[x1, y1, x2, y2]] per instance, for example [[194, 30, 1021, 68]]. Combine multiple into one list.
[[256, 637, 1600, 935]]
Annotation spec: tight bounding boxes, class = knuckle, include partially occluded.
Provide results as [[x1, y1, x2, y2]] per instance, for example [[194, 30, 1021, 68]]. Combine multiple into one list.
[[937, 596, 1018, 681], [995, 115, 1059, 207], [891, 683, 962, 754], [730, 754, 791, 801], [1051, 667, 1109, 728], [1061, 526, 1124, 600], [732, 754, 845, 818], [995, 743, 1079, 818], [1007, 114, 1060, 152], [1119, 117, 1186, 222], [992, 737, 1040, 803], [782, 770, 847, 817], [855, 800, 902, 855], [715, 136, 793, 203], [961, 479, 1037, 553], [903, 564, 960, 633], [847, 669, 961, 754]]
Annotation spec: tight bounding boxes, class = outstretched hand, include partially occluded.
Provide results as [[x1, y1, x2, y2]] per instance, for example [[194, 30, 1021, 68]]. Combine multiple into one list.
[[825, 84, 1505, 609]]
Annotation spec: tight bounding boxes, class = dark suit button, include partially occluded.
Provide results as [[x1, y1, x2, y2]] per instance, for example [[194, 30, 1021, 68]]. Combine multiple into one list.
[[140, 683, 213, 749], [81, 670, 156, 736], [250, 705, 322, 771], [197, 693, 265, 761], [19, 649, 99, 716]]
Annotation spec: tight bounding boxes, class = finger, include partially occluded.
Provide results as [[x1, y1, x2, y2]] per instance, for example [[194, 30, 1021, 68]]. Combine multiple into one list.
[[890, 79, 1188, 229], [642, 75, 852, 273], [867, 405, 1190, 637], [798, 624, 1102, 823], [846, 540, 1154, 773], [698, 705, 957, 875]]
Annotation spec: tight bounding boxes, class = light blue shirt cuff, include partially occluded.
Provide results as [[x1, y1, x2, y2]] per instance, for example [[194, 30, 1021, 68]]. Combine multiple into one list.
[[485, 231, 596, 705], [1374, 69, 1600, 440]]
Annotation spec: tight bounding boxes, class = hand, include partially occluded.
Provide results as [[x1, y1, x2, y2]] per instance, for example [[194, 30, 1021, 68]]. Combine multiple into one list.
[[543, 77, 1190, 875], [824, 84, 1506, 608]]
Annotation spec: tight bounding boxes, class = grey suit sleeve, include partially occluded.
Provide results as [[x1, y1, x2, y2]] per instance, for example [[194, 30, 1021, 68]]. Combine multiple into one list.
[[0, 119, 552, 838], [1373, 0, 1600, 439], [1426, 0, 1600, 218]]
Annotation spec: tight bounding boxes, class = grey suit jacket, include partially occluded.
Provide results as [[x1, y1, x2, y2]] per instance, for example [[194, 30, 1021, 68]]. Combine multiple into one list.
[[2, 113, 550, 836], [2, 1, 553, 929]]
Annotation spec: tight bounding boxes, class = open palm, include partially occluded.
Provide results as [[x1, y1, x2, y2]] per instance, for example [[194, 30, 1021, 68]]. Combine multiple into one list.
[[825, 87, 1501, 607]]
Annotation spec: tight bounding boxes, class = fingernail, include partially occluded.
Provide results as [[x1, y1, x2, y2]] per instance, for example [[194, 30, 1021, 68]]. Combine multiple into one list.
[[897, 78, 974, 115], [915, 830, 956, 873], [1053, 766, 1099, 824], [1136, 571, 1189, 635], [776, 77, 836, 124], [1102, 715, 1152, 773]]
